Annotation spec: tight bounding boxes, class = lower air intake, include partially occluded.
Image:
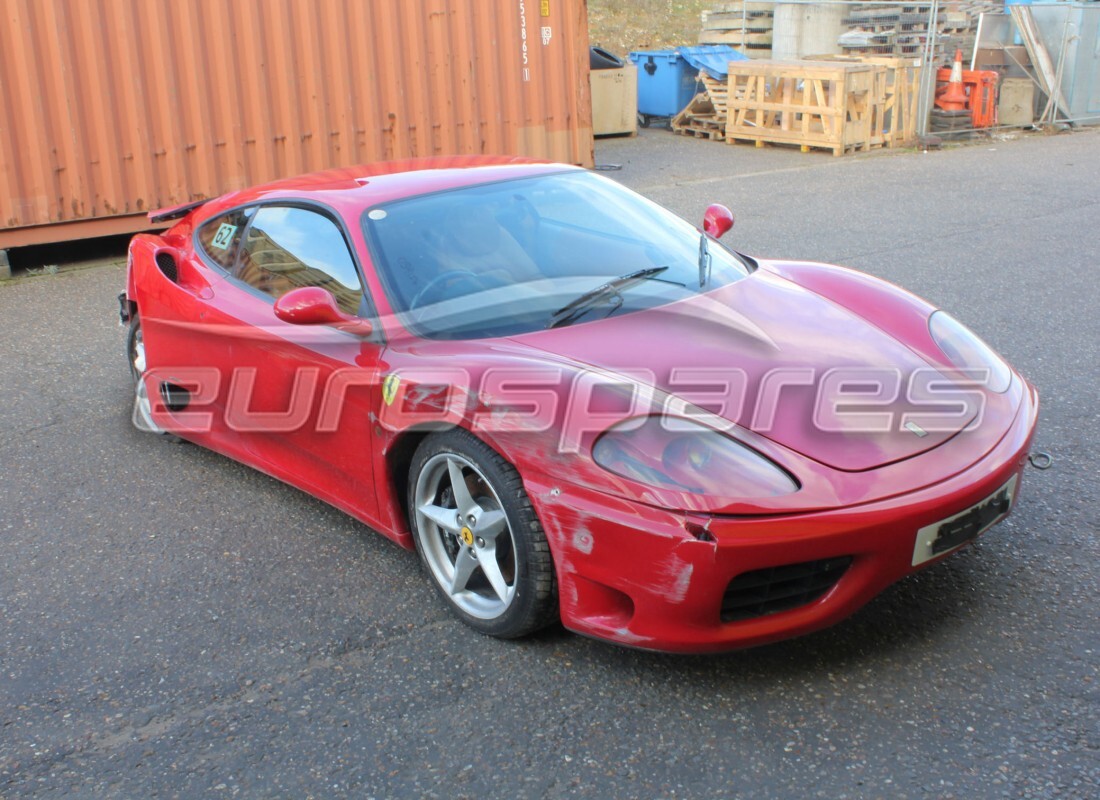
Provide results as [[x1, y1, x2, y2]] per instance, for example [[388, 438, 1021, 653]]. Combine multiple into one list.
[[721, 556, 853, 623]]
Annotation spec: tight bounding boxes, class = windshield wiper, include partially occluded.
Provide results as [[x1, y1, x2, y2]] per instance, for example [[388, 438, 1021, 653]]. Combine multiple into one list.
[[548, 267, 678, 329]]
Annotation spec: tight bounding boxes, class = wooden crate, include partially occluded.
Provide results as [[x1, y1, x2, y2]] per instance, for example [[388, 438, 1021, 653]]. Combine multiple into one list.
[[803, 55, 920, 147], [724, 61, 884, 156]]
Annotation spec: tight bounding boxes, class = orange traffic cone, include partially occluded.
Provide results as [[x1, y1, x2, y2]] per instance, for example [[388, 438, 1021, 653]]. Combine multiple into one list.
[[936, 48, 968, 111]]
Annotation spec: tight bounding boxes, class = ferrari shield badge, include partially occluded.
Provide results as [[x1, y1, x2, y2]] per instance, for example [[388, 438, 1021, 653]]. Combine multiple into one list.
[[382, 374, 400, 406]]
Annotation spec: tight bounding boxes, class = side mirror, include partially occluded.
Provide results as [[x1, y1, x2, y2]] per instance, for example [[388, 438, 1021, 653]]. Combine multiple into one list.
[[273, 286, 373, 336], [703, 204, 735, 239]]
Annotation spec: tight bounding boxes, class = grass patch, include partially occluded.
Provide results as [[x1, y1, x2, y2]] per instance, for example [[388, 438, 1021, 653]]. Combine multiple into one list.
[[588, 0, 713, 59]]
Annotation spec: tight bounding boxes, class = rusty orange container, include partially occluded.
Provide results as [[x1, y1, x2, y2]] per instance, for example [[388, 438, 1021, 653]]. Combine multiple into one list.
[[0, 0, 593, 250]]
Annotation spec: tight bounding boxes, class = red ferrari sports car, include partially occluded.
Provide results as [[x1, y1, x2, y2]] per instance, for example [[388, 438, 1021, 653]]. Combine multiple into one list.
[[121, 155, 1040, 653]]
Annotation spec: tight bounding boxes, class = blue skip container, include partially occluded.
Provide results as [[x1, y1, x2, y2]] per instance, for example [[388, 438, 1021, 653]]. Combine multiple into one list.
[[628, 46, 750, 122], [627, 50, 699, 120]]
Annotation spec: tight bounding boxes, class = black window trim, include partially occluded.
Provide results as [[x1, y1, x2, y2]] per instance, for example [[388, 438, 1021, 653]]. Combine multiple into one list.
[[193, 204, 255, 275], [193, 198, 386, 345]]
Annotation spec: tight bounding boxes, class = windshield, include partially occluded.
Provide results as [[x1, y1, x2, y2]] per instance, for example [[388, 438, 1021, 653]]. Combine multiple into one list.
[[363, 170, 751, 339]]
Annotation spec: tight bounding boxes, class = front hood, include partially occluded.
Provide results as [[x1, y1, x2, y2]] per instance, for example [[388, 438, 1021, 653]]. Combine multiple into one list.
[[511, 269, 974, 472]]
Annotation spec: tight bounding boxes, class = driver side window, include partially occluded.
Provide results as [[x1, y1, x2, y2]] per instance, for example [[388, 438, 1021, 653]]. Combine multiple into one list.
[[236, 206, 364, 315]]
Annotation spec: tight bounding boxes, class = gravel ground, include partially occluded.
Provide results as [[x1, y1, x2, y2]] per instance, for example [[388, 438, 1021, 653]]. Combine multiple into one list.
[[1, 127, 1097, 798]]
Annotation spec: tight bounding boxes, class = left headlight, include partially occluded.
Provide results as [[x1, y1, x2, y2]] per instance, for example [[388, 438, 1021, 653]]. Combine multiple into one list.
[[592, 416, 799, 498], [929, 310, 1012, 393]]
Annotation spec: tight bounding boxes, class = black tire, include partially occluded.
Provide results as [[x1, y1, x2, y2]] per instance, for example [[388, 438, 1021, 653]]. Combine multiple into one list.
[[408, 428, 557, 638], [126, 314, 181, 442], [126, 314, 144, 383]]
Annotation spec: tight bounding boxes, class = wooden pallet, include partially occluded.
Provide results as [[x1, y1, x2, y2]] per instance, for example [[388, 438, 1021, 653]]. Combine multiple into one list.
[[671, 73, 737, 141], [698, 2, 774, 59], [699, 71, 731, 119], [673, 116, 726, 140], [670, 64, 752, 142], [726, 136, 864, 156], [702, 12, 773, 32], [672, 93, 723, 139]]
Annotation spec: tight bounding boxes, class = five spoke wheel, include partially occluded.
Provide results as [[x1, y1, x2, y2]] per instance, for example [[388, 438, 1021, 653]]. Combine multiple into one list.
[[416, 454, 516, 617], [409, 429, 557, 637]]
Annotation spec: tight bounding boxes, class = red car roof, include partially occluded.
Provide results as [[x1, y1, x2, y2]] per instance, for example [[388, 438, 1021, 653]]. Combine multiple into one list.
[[182, 155, 578, 225]]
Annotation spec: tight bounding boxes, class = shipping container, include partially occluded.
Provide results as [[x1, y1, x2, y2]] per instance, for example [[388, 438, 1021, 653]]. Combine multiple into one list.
[[0, 0, 593, 251]]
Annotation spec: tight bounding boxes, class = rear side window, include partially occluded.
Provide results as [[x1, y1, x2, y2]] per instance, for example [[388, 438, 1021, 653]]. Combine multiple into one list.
[[196, 207, 254, 271], [235, 206, 364, 316]]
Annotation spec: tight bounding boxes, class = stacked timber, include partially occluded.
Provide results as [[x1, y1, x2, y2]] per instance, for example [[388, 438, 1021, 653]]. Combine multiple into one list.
[[838, 2, 1002, 59], [698, 2, 775, 59]]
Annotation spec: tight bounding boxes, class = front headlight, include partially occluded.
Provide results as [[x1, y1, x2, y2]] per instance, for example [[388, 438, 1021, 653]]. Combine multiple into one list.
[[592, 416, 799, 498], [929, 311, 1012, 393]]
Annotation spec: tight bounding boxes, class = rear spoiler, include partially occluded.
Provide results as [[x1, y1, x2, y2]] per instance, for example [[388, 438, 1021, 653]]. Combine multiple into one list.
[[148, 198, 208, 224]]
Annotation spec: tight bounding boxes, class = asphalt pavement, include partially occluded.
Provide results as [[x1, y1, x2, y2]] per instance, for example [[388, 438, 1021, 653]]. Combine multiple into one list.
[[1, 127, 1098, 798]]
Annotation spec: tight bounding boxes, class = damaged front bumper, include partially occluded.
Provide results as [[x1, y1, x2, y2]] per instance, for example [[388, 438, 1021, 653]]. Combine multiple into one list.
[[526, 385, 1039, 654]]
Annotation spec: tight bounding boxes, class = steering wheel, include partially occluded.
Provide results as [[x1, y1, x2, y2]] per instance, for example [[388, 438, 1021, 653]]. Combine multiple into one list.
[[408, 269, 488, 310], [513, 193, 541, 226]]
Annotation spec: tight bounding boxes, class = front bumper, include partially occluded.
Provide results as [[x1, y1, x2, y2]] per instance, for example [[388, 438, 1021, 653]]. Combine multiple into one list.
[[527, 383, 1039, 654]]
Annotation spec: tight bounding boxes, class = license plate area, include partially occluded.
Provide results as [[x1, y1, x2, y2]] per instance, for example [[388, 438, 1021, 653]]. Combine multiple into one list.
[[912, 475, 1017, 566]]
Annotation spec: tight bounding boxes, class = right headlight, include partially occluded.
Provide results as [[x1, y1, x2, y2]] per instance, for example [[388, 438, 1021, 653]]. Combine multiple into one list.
[[929, 311, 1012, 393], [592, 416, 799, 498]]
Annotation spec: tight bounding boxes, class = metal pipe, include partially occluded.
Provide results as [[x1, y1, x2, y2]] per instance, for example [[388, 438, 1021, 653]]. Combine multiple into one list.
[[916, 0, 941, 138], [1045, 16, 1075, 125]]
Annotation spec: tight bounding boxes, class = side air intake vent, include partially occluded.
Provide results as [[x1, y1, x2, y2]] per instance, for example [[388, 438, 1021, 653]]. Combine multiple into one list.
[[159, 382, 191, 412], [155, 251, 179, 283]]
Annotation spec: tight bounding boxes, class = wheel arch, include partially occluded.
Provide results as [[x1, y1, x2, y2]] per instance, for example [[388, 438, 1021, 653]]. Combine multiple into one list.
[[397, 422, 560, 636], [383, 426, 436, 536], [381, 422, 537, 541]]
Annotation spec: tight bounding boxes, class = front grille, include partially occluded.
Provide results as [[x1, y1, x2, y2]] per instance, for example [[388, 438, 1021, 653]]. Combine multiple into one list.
[[721, 556, 853, 622], [155, 251, 178, 283]]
